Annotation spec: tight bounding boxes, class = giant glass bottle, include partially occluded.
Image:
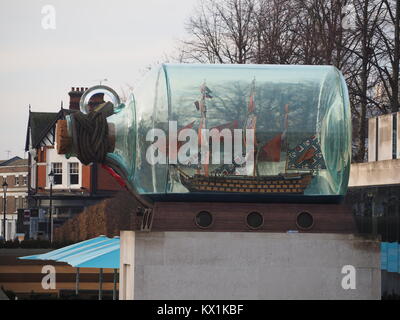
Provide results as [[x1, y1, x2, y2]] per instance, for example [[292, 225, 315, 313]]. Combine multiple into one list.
[[60, 63, 352, 203]]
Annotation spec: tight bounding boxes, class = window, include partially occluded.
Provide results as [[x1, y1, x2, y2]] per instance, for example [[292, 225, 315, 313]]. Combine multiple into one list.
[[7, 221, 12, 240], [51, 163, 63, 185], [22, 176, 28, 186], [14, 176, 19, 186], [17, 197, 24, 210], [23, 197, 28, 209], [69, 163, 79, 185]]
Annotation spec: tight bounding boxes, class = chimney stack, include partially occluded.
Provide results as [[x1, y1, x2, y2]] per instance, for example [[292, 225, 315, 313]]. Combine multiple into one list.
[[68, 87, 105, 111], [68, 87, 88, 111]]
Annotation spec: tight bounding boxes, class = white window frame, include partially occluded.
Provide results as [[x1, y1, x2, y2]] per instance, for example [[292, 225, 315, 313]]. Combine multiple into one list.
[[51, 162, 63, 185], [7, 221, 13, 240], [68, 162, 80, 186]]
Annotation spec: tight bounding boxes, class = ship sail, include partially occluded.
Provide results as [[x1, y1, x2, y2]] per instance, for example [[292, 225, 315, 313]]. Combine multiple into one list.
[[287, 135, 326, 169], [257, 104, 289, 162], [258, 133, 282, 162], [157, 121, 196, 158], [177, 121, 195, 150]]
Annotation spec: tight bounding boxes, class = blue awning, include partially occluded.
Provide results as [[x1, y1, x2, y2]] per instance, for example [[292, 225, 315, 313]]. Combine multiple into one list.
[[19, 236, 120, 269]]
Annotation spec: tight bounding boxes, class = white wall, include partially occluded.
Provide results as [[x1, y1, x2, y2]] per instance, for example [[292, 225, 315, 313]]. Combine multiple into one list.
[[368, 112, 400, 162], [349, 159, 400, 187], [46, 148, 82, 190], [0, 216, 17, 240], [120, 231, 381, 300], [377, 114, 393, 161]]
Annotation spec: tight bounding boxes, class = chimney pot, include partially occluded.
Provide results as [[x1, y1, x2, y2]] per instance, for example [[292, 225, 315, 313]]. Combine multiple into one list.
[[68, 86, 85, 111]]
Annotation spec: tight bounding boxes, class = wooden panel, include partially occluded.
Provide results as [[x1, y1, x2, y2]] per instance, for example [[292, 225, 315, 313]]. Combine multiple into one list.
[[0, 273, 115, 283], [0, 251, 118, 294], [134, 202, 356, 233], [37, 165, 47, 189], [82, 164, 91, 191], [1, 282, 118, 294]]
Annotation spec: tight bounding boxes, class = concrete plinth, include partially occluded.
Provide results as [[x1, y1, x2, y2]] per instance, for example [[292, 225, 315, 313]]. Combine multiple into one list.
[[349, 159, 400, 187], [119, 231, 380, 300]]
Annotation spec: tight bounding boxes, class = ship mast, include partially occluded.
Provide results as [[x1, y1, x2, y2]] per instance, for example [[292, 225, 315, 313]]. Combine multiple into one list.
[[197, 82, 211, 176], [283, 104, 290, 175], [242, 78, 257, 177]]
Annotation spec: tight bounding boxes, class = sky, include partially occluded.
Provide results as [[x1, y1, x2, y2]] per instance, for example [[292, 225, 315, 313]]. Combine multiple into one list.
[[0, 0, 198, 159]]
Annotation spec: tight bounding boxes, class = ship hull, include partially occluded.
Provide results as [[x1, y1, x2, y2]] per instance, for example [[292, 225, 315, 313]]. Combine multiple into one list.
[[179, 172, 313, 194]]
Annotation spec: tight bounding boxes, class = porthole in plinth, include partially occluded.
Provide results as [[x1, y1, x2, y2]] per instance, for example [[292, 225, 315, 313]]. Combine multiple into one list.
[[195, 211, 213, 228], [296, 211, 314, 230], [246, 211, 264, 229]]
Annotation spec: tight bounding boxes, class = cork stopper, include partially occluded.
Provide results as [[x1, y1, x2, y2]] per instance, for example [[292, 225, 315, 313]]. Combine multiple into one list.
[[55, 119, 116, 155], [107, 122, 116, 152]]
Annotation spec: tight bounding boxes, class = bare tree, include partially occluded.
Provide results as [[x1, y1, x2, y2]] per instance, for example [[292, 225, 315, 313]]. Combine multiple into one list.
[[181, 0, 257, 63], [177, 0, 399, 162], [252, 0, 300, 64], [373, 0, 400, 113], [344, 0, 386, 161]]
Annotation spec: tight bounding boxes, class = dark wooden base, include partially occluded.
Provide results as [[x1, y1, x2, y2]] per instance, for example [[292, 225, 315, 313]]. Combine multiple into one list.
[[137, 202, 355, 233]]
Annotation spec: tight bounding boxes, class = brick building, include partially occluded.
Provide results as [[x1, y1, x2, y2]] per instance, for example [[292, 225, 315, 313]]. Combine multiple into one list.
[[24, 87, 124, 239], [0, 156, 29, 240]]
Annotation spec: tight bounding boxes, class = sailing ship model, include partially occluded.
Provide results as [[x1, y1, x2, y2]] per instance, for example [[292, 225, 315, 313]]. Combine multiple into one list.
[[176, 80, 326, 194]]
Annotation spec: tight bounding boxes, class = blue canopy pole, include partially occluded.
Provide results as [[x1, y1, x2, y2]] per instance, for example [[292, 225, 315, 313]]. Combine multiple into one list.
[[113, 269, 117, 300], [99, 268, 103, 300], [75, 267, 80, 296]]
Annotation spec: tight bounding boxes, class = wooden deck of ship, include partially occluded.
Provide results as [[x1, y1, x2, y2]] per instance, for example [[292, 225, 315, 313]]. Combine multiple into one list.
[[179, 171, 312, 194]]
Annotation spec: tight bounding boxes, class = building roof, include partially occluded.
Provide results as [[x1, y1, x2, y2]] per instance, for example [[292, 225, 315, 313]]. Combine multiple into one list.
[[25, 109, 75, 151], [26, 112, 58, 151], [0, 156, 28, 167]]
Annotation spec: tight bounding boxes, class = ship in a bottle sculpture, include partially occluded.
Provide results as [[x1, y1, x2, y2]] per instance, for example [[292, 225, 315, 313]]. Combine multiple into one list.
[[56, 64, 352, 204]]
